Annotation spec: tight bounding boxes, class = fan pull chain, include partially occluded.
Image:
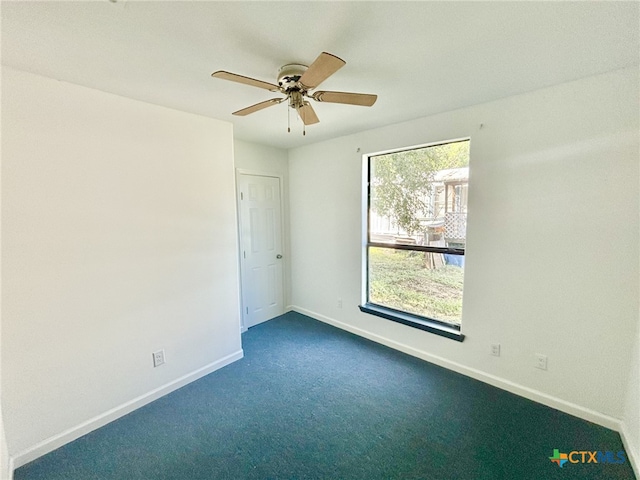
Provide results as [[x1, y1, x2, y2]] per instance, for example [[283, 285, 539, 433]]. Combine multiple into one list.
[[287, 105, 290, 133]]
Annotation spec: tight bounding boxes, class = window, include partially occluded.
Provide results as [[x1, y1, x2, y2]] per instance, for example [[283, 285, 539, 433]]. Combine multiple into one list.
[[360, 139, 470, 341]]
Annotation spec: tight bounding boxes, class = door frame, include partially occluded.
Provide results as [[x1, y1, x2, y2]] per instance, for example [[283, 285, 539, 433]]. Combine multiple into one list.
[[235, 168, 287, 332]]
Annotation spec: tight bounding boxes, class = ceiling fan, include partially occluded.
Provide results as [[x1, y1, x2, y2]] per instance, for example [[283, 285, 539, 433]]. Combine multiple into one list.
[[211, 52, 377, 134]]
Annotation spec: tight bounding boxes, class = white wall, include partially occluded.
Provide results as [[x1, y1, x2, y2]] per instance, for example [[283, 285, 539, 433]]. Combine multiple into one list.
[[0, 151, 10, 478], [234, 139, 291, 313], [622, 325, 639, 475], [0, 422, 8, 480], [0, 85, 11, 476], [1, 68, 242, 464], [0, 225, 10, 480], [288, 67, 639, 426], [234, 139, 288, 175]]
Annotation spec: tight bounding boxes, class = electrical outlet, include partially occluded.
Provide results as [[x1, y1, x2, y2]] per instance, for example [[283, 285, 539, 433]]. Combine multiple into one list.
[[152, 349, 165, 368], [337, 298, 343, 308], [490, 344, 501, 357], [535, 354, 547, 370]]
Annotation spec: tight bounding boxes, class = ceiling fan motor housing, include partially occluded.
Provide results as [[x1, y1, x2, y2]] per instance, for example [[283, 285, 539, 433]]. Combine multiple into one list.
[[277, 64, 307, 91]]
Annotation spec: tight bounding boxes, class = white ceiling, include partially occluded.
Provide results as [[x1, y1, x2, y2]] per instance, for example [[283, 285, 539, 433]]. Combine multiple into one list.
[[2, 1, 638, 150]]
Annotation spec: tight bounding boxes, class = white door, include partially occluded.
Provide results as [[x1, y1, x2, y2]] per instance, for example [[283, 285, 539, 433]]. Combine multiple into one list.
[[237, 174, 285, 329]]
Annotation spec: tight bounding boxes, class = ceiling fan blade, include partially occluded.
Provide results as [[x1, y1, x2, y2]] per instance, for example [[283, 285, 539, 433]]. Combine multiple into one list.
[[296, 102, 320, 125], [233, 98, 284, 116], [312, 91, 377, 107], [298, 52, 346, 89], [211, 71, 280, 92]]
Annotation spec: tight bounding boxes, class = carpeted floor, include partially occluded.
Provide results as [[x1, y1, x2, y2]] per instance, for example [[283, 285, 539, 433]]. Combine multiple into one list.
[[15, 312, 635, 479]]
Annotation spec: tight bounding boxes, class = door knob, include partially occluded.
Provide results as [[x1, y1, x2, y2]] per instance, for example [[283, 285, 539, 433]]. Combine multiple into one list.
[[276, 254, 283, 259]]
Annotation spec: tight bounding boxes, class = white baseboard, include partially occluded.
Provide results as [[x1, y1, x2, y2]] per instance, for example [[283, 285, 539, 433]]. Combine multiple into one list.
[[291, 306, 623, 431], [620, 422, 639, 479], [6, 457, 15, 480], [11, 350, 243, 471]]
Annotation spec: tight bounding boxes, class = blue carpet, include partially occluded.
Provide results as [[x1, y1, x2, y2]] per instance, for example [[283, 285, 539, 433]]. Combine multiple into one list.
[[15, 312, 635, 479]]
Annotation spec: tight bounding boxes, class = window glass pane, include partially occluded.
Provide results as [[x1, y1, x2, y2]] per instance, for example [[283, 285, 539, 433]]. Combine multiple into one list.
[[368, 247, 464, 326], [369, 140, 469, 248], [367, 139, 469, 327]]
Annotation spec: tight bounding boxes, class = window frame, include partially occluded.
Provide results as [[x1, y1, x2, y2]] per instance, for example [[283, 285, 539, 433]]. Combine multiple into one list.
[[359, 139, 469, 342]]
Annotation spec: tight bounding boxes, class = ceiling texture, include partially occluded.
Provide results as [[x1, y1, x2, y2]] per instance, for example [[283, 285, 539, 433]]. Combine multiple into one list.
[[2, 1, 638, 150]]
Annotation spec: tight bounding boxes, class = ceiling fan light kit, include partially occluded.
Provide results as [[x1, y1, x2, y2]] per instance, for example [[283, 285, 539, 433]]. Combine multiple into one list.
[[211, 52, 377, 135]]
